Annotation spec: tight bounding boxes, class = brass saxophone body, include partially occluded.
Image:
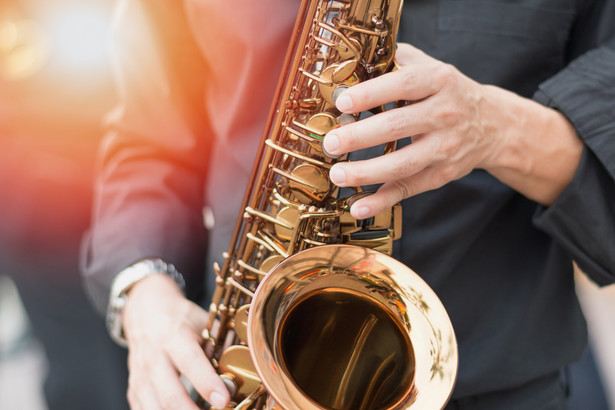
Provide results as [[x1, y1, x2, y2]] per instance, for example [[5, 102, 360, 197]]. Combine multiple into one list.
[[203, 1, 458, 408]]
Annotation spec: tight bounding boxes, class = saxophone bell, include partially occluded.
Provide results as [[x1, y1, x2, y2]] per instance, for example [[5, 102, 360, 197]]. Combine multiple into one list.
[[249, 244, 456, 410]]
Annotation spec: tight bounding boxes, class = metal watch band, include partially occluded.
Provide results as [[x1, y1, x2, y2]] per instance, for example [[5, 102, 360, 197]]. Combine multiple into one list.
[[106, 258, 185, 347]]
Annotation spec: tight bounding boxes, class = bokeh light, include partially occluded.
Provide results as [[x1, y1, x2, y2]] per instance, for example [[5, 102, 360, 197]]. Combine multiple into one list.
[[0, 2, 112, 83], [43, 3, 110, 72], [0, 19, 47, 81]]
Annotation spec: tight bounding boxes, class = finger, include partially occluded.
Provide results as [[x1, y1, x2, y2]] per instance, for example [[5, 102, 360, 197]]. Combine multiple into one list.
[[127, 346, 167, 410], [149, 352, 201, 410], [166, 327, 230, 409], [132, 381, 163, 410], [323, 102, 436, 156], [334, 59, 441, 114], [328, 138, 439, 188], [128, 368, 163, 410], [127, 387, 142, 410], [349, 166, 443, 218], [184, 300, 210, 331], [395, 43, 430, 65]]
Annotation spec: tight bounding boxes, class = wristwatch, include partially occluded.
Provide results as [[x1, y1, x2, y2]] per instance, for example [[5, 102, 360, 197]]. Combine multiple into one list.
[[106, 258, 185, 347]]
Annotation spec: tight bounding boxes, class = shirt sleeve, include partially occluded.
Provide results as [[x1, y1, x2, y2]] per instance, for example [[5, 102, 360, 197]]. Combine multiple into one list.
[[532, 42, 615, 286], [80, 0, 211, 314]]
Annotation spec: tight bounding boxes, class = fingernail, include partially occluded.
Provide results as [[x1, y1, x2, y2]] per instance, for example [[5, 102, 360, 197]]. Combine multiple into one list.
[[323, 133, 340, 155], [336, 94, 353, 112], [209, 391, 227, 409], [353, 206, 371, 219], [329, 166, 346, 185]]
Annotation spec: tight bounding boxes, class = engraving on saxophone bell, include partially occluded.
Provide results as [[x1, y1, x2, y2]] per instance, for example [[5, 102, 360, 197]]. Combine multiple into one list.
[[201, 1, 458, 409]]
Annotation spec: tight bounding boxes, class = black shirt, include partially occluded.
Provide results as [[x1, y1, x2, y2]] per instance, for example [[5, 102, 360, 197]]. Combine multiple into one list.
[[388, 0, 615, 397]]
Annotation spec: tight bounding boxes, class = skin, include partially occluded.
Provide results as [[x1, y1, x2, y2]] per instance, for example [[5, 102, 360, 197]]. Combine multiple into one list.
[[121, 43, 583, 409], [122, 275, 230, 410], [323, 43, 583, 219]]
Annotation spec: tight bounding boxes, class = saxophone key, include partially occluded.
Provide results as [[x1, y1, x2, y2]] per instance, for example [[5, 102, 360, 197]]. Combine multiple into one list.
[[218, 345, 261, 396]]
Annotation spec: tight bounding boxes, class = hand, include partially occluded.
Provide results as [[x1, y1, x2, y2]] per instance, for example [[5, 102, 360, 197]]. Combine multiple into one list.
[[323, 43, 582, 218], [122, 274, 230, 410]]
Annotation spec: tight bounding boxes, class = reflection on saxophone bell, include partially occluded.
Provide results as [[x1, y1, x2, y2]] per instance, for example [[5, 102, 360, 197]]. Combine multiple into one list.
[[200, 1, 458, 408]]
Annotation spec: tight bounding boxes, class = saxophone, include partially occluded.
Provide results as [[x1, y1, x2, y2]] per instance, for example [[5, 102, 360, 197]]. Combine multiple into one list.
[[202, 1, 457, 408]]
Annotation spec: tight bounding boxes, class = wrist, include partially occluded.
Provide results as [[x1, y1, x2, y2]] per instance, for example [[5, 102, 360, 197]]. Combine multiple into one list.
[[478, 85, 532, 174], [106, 258, 185, 347], [481, 87, 582, 205]]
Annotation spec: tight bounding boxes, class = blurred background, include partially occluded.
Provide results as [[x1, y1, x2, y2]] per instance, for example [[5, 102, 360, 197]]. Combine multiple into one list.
[[0, 1, 613, 409], [0, 1, 128, 409]]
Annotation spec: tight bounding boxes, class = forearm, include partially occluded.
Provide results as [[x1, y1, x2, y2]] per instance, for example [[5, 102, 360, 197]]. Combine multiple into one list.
[[481, 85, 584, 206], [81, 0, 211, 314]]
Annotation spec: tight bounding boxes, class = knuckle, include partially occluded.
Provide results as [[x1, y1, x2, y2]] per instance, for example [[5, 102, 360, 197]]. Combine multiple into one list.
[[390, 179, 411, 202], [437, 135, 456, 156], [399, 68, 417, 92], [435, 63, 457, 88], [128, 349, 150, 374], [395, 153, 417, 177], [384, 110, 408, 139], [435, 103, 461, 126]]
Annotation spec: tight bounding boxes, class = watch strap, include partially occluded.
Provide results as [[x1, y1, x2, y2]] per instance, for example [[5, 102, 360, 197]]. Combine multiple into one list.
[[106, 258, 185, 347]]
